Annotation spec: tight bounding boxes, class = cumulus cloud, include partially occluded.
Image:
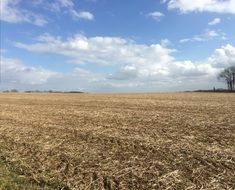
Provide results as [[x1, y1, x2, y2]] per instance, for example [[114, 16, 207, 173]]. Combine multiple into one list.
[[165, 0, 235, 14], [147, 11, 164, 21], [207, 44, 235, 68], [9, 32, 235, 91], [173, 44, 235, 77], [0, 0, 48, 26], [0, 56, 56, 89], [179, 29, 226, 43], [208, 18, 221, 26], [15, 34, 175, 68], [0, 54, 106, 91]]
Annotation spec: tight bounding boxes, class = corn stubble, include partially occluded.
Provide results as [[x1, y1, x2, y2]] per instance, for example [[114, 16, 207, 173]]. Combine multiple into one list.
[[0, 93, 234, 190]]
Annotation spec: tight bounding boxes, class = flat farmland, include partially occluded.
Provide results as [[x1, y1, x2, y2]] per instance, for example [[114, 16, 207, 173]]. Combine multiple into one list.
[[0, 93, 234, 190]]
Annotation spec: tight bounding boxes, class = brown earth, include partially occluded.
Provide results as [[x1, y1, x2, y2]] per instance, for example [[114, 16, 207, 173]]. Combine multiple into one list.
[[0, 93, 234, 190]]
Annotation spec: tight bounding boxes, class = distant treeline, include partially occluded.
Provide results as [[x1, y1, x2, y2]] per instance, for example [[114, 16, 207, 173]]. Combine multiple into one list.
[[2, 89, 84, 93], [191, 88, 235, 93]]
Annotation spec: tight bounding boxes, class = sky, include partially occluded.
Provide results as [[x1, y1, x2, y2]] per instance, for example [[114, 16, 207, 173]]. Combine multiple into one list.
[[1, 0, 235, 92]]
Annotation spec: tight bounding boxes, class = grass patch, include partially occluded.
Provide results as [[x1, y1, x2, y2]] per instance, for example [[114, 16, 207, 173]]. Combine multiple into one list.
[[0, 158, 51, 190]]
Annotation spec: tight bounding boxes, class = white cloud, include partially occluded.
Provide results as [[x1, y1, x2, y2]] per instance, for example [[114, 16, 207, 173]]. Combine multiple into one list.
[[208, 18, 221, 25], [179, 29, 226, 43], [13, 34, 235, 91], [207, 44, 235, 68], [38, 67, 104, 92], [173, 44, 235, 76], [35, 0, 95, 21], [15, 34, 174, 67], [0, 0, 48, 26], [0, 56, 56, 89], [165, 0, 235, 14], [70, 10, 94, 20], [147, 11, 164, 21], [0, 0, 94, 25], [0, 55, 106, 91], [57, 0, 74, 8]]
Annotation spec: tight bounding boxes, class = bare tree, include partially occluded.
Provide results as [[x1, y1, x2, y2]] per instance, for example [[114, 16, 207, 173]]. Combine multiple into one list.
[[218, 66, 235, 91]]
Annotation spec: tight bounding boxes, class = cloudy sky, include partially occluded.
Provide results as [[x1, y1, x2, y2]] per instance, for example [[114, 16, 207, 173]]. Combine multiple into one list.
[[1, 0, 235, 92]]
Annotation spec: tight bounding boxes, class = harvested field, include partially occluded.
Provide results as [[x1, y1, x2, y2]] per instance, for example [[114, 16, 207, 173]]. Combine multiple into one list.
[[0, 93, 234, 190]]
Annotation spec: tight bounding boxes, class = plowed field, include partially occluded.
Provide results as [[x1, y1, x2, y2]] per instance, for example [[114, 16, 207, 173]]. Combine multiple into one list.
[[0, 93, 234, 189]]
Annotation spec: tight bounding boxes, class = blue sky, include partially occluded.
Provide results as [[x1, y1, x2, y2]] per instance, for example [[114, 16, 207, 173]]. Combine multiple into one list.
[[1, 0, 235, 92]]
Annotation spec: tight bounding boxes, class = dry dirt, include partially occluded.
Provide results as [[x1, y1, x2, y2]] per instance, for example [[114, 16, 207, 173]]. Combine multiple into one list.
[[0, 93, 234, 190]]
